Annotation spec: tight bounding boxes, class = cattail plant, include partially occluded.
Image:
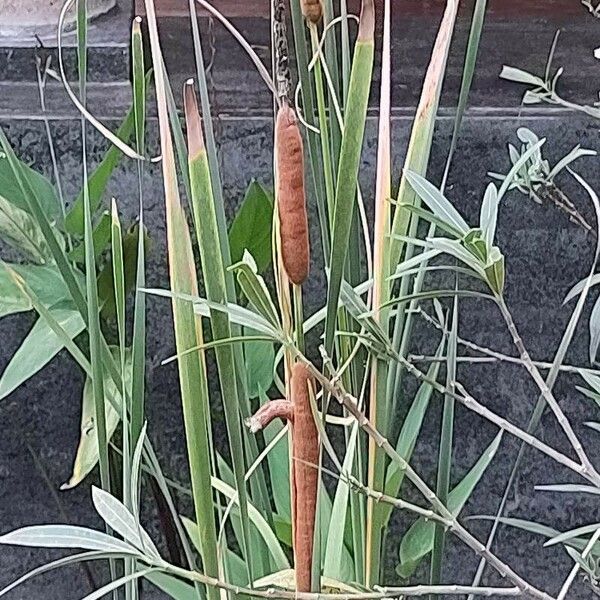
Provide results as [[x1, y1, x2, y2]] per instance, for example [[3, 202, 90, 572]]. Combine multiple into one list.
[[275, 103, 310, 285], [248, 363, 319, 593], [300, 0, 323, 23]]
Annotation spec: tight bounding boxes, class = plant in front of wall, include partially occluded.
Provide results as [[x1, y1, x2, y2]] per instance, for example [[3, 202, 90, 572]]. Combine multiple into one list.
[[2, 1, 600, 600]]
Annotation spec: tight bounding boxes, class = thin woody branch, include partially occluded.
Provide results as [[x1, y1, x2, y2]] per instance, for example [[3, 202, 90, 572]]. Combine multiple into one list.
[[297, 349, 553, 600]]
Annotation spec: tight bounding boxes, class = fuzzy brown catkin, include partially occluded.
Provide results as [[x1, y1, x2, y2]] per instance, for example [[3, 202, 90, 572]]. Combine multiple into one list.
[[301, 0, 322, 23], [291, 362, 318, 593], [276, 105, 310, 285]]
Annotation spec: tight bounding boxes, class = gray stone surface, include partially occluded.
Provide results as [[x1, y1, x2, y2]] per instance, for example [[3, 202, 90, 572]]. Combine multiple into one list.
[[2, 2, 600, 599]]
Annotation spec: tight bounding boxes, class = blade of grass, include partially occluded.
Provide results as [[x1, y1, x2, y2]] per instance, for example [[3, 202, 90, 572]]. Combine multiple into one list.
[[365, 0, 391, 583], [130, 15, 147, 455], [323, 0, 374, 356], [76, 2, 115, 593], [184, 81, 254, 586], [430, 295, 458, 592], [111, 199, 135, 600], [144, 4, 219, 599], [441, 0, 488, 189]]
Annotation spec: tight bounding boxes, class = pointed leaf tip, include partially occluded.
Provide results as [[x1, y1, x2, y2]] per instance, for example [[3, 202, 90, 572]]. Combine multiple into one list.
[[183, 80, 205, 159], [358, 0, 375, 42]]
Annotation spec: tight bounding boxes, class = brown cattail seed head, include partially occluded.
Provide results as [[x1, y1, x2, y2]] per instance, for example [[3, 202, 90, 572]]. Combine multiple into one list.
[[291, 363, 318, 592], [301, 0, 323, 23], [276, 105, 310, 285]]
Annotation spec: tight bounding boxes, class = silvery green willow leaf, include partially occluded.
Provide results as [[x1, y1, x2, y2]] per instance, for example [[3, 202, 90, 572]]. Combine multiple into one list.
[[394, 202, 464, 239], [497, 138, 546, 201], [548, 146, 596, 180], [545, 524, 600, 548], [0, 525, 139, 554], [141, 288, 282, 340], [0, 551, 132, 599], [479, 183, 499, 248], [426, 238, 486, 279], [91, 486, 160, 558], [564, 274, 600, 304], [389, 249, 442, 281], [404, 170, 469, 234], [499, 65, 546, 87]]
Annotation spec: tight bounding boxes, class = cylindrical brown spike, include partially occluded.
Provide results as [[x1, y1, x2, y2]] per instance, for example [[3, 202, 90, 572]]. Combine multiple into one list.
[[301, 0, 323, 23], [291, 362, 318, 592], [276, 104, 310, 285]]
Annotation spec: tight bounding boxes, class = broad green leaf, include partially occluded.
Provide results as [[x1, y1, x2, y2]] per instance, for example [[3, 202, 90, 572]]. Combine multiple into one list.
[[0, 306, 85, 400], [61, 348, 132, 490], [398, 431, 503, 577], [404, 170, 469, 234], [228, 180, 273, 273], [210, 477, 289, 570], [0, 525, 138, 554], [0, 152, 60, 220], [0, 264, 73, 319], [91, 486, 160, 557], [0, 195, 53, 262], [263, 420, 291, 520]]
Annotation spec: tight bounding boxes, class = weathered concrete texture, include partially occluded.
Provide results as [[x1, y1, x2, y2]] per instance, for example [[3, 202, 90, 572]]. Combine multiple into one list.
[[0, 111, 600, 598]]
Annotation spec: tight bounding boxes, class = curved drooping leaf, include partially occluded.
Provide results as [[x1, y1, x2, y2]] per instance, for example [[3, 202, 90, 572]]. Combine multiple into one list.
[[61, 348, 132, 490], [0, 306, 85, 401]]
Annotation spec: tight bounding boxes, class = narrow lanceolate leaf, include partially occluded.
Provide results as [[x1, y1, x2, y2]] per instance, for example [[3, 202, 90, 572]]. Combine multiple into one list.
[[130, 14, 147, 457], [64, 103, 137, 235], [398, 431, 503, 578], [0, 525, 139, 555], [324, 0, 375, 355], [431, 296, 458, 587], [364, 0, 391, 582], [184, 80, 253, 585], [91, 486, 160, 558], [144, 5, 219, 600]]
